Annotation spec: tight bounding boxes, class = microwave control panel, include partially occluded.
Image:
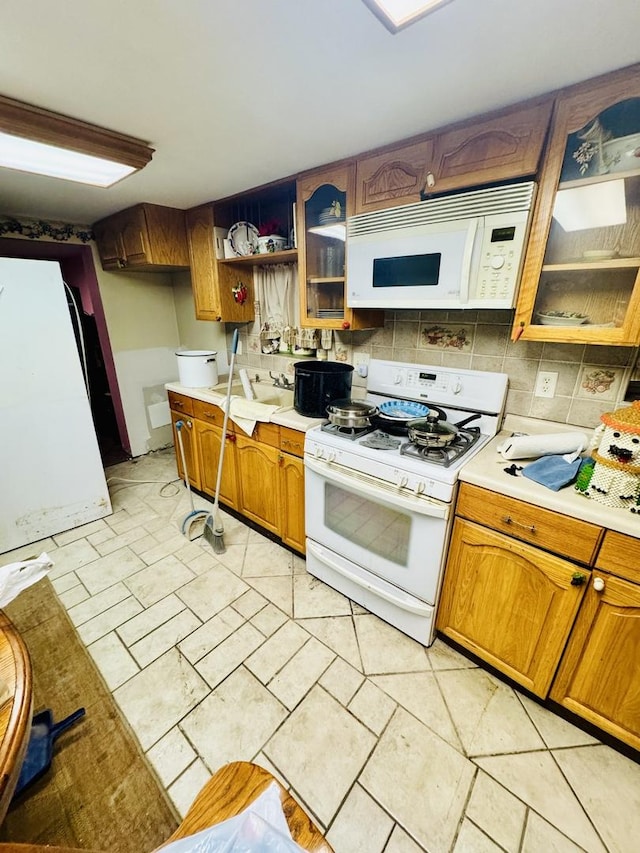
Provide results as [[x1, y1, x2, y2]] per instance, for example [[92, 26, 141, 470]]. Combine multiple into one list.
[[469, 211, 530, 305]]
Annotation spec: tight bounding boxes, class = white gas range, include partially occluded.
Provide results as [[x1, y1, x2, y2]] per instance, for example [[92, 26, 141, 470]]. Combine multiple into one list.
[[303, 359, 508, 645]]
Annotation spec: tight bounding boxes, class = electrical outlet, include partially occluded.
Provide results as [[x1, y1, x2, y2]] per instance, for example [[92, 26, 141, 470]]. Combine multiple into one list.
[[354, 352, 370, 378], [535, 371, 558, 398]]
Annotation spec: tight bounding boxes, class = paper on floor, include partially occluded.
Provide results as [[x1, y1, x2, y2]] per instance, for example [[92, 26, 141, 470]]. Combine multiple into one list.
[[0, 551, 53, 608]]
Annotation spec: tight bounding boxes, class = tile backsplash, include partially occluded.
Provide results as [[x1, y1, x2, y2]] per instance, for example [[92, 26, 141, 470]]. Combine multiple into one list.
[[231, 309, 639, 431]]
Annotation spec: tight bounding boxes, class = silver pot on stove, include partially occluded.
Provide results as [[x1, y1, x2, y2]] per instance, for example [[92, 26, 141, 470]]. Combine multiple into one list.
[[326, 399, 378, 429], [407, 411, 481, 448]]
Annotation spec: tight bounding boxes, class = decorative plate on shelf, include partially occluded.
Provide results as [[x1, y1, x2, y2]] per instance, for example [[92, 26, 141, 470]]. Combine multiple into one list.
[[228, 221, 259, 256], [379, 400, 430, 419], [537, 311, 589, 326]]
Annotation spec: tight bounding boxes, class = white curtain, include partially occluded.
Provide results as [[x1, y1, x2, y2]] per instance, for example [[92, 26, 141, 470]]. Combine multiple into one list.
[[255, 263, 299, 337]]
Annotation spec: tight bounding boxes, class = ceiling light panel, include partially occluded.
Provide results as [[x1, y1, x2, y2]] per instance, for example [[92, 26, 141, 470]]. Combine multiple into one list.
[[0, 95, 154, 187], [363, 0, 454, 32]]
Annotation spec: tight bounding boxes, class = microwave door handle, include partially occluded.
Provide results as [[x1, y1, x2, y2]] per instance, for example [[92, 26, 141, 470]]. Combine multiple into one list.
[[459, 218, 479, 305]]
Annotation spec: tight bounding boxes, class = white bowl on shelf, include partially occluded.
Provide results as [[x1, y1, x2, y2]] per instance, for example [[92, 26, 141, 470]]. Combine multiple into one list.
[[537, 312, 589, 326]]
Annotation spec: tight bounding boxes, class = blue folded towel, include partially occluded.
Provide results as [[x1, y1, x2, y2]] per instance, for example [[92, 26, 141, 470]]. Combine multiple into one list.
[[522, 454, 583, 491]]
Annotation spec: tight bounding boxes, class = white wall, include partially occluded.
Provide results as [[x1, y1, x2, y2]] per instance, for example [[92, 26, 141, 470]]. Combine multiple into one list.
[[172, 271, 229, 376], [94, 250, 181, 456]]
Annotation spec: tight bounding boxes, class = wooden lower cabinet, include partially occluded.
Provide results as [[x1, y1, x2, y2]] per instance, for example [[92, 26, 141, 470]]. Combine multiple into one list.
[[235, 431, 281, 535], [279, 452, 305, 553], [170, 399, 307, 552], [551, 574, 640, 752], [170, 411, 200, 490], [437, 518, 590, 697], [439, 483, 640, 751], [194, 419, 239, 510]]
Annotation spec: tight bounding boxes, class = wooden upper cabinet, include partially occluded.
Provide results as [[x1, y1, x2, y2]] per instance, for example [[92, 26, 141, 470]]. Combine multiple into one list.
[[514, 62, 640, 345], [355, 138, 434, 213], [93, 203, 190, 271], [355, 97, 553, 214], [428, 97, 553, 194], [297, 161, 384, 330], [185, 203, 254, 323]]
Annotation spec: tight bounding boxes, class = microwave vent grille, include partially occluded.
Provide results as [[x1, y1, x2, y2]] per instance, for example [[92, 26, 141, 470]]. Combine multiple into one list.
[[348, 182, 536, 237]]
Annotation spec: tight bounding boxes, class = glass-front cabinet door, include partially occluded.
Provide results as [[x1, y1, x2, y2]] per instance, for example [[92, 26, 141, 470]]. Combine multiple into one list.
[[297, 162, 383, 331], [514, 65, 640, 344]]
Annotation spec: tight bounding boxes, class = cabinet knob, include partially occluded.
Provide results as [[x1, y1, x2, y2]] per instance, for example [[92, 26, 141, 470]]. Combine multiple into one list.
[[571, 572, 587, 586], [593, 577, 605, 592], [425, 171, 436, 189], [342, 321, 350, 330]]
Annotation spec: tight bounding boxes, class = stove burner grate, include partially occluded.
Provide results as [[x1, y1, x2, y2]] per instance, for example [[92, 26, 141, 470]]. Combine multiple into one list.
[[320, 422, 375, 441], [360, 430, 403, 450], [400, 427, 482, 468]]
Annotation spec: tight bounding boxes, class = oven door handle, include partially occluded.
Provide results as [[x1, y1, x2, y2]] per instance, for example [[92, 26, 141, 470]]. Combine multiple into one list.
[[304, 456, 449, 519], [307, 540, 430, 616]]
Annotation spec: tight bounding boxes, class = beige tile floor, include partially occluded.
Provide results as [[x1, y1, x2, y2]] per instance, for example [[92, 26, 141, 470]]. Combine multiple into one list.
[[5, 447, 640, 853]]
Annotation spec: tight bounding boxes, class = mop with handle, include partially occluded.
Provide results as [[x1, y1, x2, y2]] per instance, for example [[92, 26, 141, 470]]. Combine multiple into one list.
[[175, 420, 209, 540], [203, 328, 239, 553]]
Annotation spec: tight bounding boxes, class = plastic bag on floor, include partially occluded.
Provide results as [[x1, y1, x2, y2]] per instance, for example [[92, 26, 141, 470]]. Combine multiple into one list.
[[161, 782, 307, 852], [0, 552, 53, 607]]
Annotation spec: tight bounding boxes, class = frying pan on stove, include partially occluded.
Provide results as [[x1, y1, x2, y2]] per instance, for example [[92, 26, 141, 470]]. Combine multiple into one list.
[[406, 411, 481, 447], [370, 400, 429, 435]]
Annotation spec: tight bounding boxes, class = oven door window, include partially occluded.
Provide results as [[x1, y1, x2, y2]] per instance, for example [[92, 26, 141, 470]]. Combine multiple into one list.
[[304, 460, 448, 602], [326, 482, 410, 565]]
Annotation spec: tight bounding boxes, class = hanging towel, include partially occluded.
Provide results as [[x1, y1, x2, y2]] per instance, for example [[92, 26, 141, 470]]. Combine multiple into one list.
[[218, 396, 280, 436]]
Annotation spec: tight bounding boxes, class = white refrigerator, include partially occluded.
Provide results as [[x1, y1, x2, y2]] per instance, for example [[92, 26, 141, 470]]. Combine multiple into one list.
[[0, 257, 112, 554]]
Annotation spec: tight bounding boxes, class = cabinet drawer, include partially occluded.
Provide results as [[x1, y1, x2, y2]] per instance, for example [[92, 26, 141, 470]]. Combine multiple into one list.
[[254, 422, 280, 448], [192, 399, 228, 428], [596, 530, 640, 585], [168, 391, 194, 417], [279, 427, 305, 457], [456, 483, 603, 565]]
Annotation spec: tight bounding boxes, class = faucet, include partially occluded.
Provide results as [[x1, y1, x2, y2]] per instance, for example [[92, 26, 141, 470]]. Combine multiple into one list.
[[269, 371, 293, 389]]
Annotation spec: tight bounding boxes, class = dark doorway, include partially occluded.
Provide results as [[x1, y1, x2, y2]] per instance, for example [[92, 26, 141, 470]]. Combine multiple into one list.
[[0, 237, 130, 465]]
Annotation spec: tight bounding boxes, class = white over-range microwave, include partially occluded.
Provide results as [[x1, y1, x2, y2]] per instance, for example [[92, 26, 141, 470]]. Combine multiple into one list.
[[346, 181, 536, 310]]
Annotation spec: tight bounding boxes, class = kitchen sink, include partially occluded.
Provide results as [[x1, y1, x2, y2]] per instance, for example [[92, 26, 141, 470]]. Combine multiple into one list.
[[211, 381, 294, 409]]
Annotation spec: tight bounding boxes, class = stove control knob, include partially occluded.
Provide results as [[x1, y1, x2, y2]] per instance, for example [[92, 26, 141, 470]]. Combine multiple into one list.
[[398, 475, 409, 489], [394, 371, 403, 385], [415, 482, 426, 495], [453, 380, 462, 394], [327, 452, 336, 463], [315, 447, 324, 460]]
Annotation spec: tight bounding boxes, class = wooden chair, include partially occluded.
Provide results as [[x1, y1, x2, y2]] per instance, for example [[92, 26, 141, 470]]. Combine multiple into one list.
[[0, 761, 334, 853]]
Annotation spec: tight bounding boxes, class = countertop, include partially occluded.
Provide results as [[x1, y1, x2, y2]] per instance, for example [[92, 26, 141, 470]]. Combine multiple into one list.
[[165, 381, 326, 433], [461, 414, 640, 539]]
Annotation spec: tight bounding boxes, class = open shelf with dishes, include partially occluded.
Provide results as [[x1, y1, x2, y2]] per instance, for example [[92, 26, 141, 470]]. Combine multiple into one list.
[[213, 179, 298, 263], [513, 69, 640, 344], [218, 248, 298, 266]]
